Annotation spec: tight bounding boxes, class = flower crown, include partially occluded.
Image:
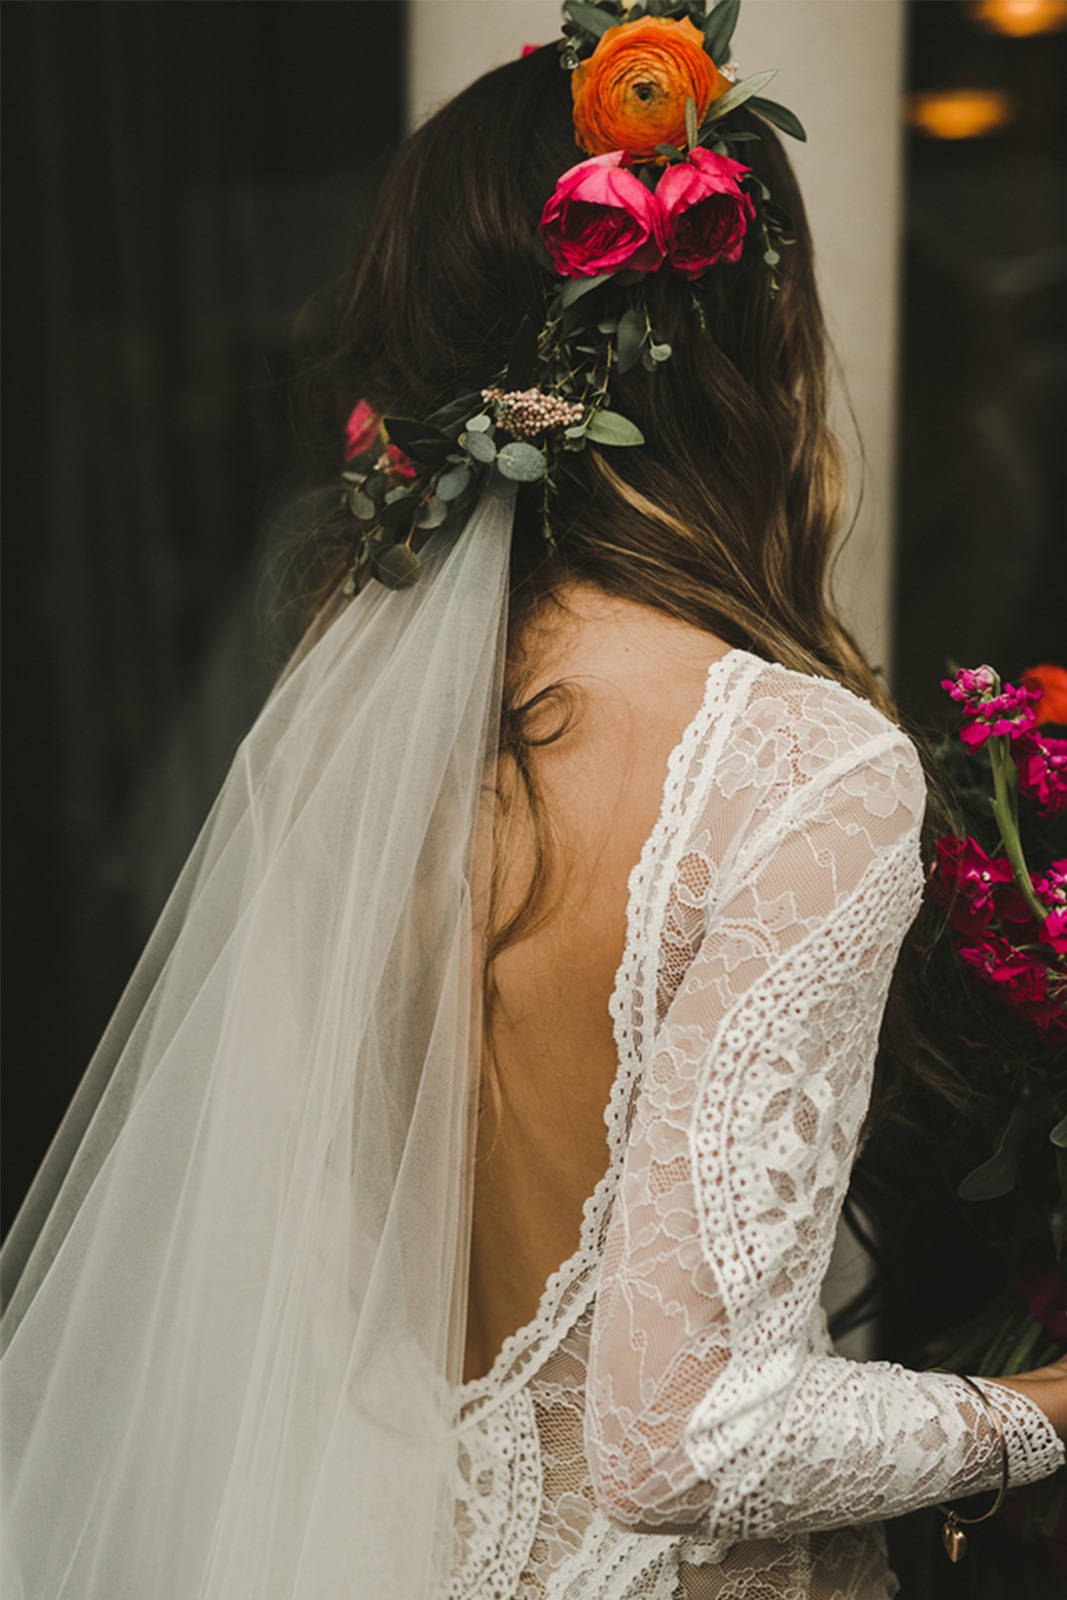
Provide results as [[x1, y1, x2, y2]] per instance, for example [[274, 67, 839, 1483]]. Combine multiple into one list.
[[340, 0, 805, 592]]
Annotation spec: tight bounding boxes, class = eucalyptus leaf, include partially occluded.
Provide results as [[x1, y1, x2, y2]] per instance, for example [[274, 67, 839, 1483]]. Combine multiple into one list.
[[650, 342, 672, 361], [347, 488, 376, 520], [560, 271, 613, 309], [436, 464, 472, 502], [703, 0, 740, 64], [497, 441, 547, 482], [616, 305, 647, 374], [415, 496, 449, 529], [563, 0, 615, 38], [957, 1104, 1035, 1201], [1051, 1112, 1067, 1148], [461, 429, 497, 464], [748, 94, 808, 142], [373, 544, 421, 590], [585, 409, 645, 446], [702, 68, 779, 126], [465, 413, 493, 432]]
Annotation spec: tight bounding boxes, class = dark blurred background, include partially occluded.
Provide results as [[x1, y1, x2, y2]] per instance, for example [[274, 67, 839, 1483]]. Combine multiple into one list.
[[1, 1, 1065, 1589], [2, 0, 405, 1229]]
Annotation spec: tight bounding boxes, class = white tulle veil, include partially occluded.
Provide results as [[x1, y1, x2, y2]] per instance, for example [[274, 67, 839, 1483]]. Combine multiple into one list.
[[0, 488, 515, 1598]]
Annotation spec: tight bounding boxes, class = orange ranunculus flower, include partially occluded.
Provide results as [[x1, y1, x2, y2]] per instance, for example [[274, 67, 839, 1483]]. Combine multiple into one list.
[[571, 15, 729, 164], [1020, 663, 1067, 726]]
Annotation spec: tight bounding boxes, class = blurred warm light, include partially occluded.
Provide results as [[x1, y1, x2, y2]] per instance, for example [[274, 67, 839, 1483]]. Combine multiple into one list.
[[969, 0, 1067, 35], [908, 88, 1016, 139]]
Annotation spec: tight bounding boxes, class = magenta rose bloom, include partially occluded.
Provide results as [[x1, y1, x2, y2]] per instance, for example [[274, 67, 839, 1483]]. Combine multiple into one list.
[[539, 152, 666, 278], [656, 148, 756, 277]]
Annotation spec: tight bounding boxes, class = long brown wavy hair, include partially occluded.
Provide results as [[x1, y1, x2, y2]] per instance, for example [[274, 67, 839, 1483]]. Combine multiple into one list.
[[284, 42, 970, 1161]]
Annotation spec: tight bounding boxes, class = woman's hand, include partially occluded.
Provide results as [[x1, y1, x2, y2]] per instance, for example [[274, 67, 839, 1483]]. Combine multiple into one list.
[[980, 1356, 1067, 1442]]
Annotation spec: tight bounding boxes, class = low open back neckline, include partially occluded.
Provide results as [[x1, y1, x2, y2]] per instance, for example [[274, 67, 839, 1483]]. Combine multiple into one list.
[[457, 644, 754, 1418]]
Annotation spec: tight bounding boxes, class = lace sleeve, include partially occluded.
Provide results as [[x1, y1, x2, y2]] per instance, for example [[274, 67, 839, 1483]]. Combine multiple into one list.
[[584, 727, 1065, 1540]]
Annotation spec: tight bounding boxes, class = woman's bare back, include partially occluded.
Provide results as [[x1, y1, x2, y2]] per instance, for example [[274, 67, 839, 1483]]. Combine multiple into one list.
[[463, 581, 734, 1385]]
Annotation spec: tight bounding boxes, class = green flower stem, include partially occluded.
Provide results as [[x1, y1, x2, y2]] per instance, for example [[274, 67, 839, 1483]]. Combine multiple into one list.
[[1000, 1312, 1047, 1377], [988, 736, 1048, 925]]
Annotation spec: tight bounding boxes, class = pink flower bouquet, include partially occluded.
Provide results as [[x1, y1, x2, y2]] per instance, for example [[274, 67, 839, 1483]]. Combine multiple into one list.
[[929, 663, 1067, 1040]]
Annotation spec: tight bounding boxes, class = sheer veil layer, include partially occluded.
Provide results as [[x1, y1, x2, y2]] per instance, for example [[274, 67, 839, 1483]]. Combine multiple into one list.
[[0, 490, 516, 1598]]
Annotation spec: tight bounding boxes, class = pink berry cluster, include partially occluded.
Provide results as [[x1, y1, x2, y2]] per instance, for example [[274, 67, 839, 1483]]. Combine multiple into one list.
[[481, 386, 585, 440]]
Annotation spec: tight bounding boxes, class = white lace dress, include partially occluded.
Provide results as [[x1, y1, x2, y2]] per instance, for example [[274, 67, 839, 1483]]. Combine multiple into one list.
[[448, 646, 1065, 1600]]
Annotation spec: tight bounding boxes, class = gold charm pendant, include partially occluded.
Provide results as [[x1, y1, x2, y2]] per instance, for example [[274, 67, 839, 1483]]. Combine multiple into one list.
[[941, 1515, 968, 1563]]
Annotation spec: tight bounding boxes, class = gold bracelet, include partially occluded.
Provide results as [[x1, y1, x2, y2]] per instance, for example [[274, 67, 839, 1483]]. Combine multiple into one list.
[[929, 1369, 1009, 1563]]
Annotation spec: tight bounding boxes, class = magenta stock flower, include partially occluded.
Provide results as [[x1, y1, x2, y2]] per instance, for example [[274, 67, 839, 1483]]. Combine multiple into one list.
[[1033, 859, 1067, 953], [959, 683, 1041, 748], [927, 835, 1015, 935], [940, 664, 997, 704], [656, 148, 755, 276], [994, 862, 1067, 954], [940, 664, 1041, 746], [1012, 727, 1067, 816], [539, 152, 666, 278], [957, 934, 1067, 1039]]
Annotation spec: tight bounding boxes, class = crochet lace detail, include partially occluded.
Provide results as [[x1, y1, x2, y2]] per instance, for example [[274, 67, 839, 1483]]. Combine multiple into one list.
[[450, 649, 1064, 1597]]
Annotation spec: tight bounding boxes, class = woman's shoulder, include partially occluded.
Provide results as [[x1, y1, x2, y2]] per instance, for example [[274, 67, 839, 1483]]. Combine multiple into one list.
[[530, 579, 914, 757]]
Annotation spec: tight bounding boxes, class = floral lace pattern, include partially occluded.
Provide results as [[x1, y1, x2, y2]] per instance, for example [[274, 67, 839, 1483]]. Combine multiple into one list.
[[450, 650, 1065, 1598]]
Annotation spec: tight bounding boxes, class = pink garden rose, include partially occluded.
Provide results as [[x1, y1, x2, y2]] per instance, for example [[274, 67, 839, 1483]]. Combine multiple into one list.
[[656, 148, 756, 276], [344, 398, 381, 462], [379, 443, 417, 481], [539, 152, 666, 278]]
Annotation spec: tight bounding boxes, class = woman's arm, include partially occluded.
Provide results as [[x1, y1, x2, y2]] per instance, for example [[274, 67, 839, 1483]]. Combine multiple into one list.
[[584, 728, 1065, 1540]]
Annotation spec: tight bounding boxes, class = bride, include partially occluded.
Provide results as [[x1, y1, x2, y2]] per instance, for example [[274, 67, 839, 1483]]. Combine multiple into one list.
[[2, 6, 1064, 1597]]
